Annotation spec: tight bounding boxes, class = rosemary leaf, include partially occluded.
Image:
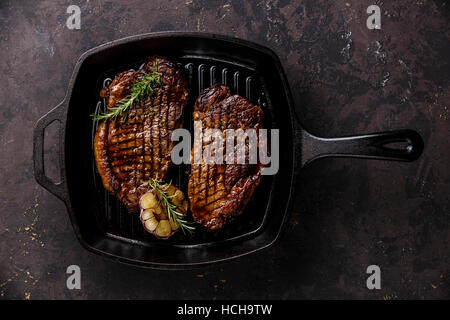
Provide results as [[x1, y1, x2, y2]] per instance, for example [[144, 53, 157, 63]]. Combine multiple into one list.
[[91, 66, 162, 122]]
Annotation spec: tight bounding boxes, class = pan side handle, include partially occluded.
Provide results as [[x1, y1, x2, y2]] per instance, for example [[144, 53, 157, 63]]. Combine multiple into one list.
[[300, 129, 424, 167], [33, 101, 68, 202]]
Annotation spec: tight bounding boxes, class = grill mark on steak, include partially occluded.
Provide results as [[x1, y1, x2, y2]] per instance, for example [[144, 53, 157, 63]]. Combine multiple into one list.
[[188, 84, 265, 231], [94, 56, 188, 210]]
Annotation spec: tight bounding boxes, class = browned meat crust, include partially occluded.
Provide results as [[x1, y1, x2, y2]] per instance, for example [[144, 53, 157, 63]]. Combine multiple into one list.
[[94, 56, 188, 210], [188, 84, 265, 231]]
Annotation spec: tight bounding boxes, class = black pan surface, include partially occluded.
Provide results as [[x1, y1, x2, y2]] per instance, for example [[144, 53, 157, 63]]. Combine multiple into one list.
[[33, 32, 423, 269]]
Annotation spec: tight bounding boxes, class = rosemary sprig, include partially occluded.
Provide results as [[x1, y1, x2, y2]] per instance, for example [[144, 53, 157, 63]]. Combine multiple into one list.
[[91, 66, 163, 122], [145, 177, 195, 236]]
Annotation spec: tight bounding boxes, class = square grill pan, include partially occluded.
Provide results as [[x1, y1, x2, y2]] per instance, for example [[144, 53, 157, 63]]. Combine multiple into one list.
[[33, 33, 296, 268], [34, 32, 423, 269]]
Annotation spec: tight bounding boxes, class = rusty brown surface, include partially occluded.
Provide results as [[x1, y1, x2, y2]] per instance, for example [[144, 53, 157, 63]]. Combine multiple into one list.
[[0, 0, 448, 299]]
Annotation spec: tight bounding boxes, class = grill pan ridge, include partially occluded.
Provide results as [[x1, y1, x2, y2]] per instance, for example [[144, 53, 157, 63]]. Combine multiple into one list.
[[33, 32, 423, 269]]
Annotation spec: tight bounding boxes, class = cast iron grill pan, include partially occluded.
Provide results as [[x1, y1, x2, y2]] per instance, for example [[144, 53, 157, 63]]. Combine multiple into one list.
[[33, 33, 423, 268]]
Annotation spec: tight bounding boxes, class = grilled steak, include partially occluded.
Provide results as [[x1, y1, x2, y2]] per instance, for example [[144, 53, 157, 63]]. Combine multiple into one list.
[[188, 84, 265, 231], [94, 56, 188, 210]]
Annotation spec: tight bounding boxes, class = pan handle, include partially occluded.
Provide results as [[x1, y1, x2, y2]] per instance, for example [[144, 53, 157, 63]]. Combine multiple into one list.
[[33, 101, 68, 202], [300, 129, 424, 167]]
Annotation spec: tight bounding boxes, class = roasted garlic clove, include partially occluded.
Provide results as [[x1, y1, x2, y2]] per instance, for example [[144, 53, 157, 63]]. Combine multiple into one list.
[[141, 208, 154, 221], [169, 217, 180, 231], [156, 220, 172, 238], [139, 183, 189, 239], [140, 191, 158, 209], [172, 190, 184, 206], [153, 199, 166, 218], [144, 217, 158, 232], [164, 184, 177, 197], [182, 199, 188, 213]]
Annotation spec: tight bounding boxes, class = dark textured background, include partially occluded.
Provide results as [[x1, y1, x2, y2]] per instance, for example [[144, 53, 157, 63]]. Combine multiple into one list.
[[0, 0, 449, 299]]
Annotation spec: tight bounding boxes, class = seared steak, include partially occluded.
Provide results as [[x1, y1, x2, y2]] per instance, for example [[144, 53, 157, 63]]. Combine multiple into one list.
[[188, 84, 265, 231], [94, 56, 188, 210]]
